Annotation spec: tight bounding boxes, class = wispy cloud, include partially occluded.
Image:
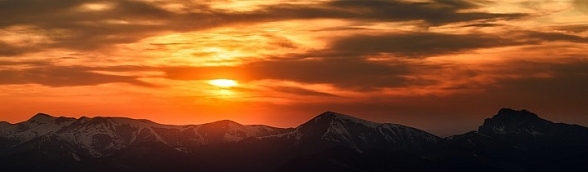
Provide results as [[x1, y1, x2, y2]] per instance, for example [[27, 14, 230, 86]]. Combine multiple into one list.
[[0, 64, 153, 87]]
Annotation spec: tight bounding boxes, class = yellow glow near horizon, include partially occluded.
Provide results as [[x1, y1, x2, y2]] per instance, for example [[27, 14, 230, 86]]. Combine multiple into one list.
[[208, 79, 238, 88], [79, 3, 112, 11]]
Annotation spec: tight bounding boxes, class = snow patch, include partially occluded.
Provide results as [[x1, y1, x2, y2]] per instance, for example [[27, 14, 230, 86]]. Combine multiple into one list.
[[493, 126, 507, 134], [71, 153, 81, 162], [526, 129, 543, 136]]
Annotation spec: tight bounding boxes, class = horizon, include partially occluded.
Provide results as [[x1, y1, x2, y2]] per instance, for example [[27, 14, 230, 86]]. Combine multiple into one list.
[[1, 108, 580, 137], [1, 0, 588, 137]]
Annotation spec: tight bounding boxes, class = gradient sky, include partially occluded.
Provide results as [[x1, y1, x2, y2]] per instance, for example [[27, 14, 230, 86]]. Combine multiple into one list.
[[1, 0, 588, 136]]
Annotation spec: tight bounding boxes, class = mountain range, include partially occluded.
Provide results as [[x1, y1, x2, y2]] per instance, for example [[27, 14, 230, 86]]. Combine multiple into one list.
[[1, 108, 588, 171]]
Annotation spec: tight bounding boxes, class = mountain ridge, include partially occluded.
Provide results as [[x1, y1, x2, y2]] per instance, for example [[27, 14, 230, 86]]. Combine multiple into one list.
[[0, 113, 288, 158], [1, 108, 588, 171]]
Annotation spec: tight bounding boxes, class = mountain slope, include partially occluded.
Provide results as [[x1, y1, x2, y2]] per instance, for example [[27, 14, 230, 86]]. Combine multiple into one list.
[[281, 111, 441, 153], [443, 108, 588, 171], [478, 108, 588, 149], [2, 109, 588, 171], [245, 111, 444, 171], [0, 113, 288, 159]]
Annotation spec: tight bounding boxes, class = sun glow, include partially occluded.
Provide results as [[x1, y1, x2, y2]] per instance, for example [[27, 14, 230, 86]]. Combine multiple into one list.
[[208, 79, 238, 88]]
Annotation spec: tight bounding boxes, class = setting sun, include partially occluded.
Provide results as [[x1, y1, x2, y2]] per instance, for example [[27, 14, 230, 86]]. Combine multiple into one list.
[[208, 79, 238, 88]]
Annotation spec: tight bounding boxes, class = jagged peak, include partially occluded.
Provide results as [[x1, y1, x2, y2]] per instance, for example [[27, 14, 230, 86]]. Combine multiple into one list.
[[304, 111, 381, 128], [479, 108, 554, 136], [28, 113, 55, 123], [491, 108, 542, 121]]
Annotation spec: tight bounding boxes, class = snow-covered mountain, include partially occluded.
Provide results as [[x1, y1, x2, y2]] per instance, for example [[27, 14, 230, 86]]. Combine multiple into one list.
[[279, 111, 441, 153], [0, 113, 287, 158], [2, 109, 588, 172], [0, 114, 76, 144]]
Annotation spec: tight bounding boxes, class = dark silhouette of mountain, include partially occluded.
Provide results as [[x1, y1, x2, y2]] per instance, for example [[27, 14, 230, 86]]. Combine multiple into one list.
[[479, 108, 588, 149], [279, 111, 441, 153], [442, 108, 588, 171], [254, 111, 442, 171], [0, 121, 10, 128], [1, 109, 588, 171]]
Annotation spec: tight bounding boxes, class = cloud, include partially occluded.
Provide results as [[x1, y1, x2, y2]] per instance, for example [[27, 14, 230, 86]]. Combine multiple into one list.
[[517, 31, 588, 43], [327, 32, 517, 58], [322, 30, 588, 58], [0, 41, 35, 56], [0, 65, 153, 87], [0, 60, 49, 66], [552, 25, 588, 33], [158, 28, 588, 90], [0, 0, 527, 55], [490, 59, 588, 98], [247, 58, 412, 89], [575, 0, 588, 14], [0, 1, 167, 53], [163, 57, 424, 90], [258, 0, 524, 26], [269, 86, 339, 97], [163, 66, 244, 81], [325, 0, 524, 25]]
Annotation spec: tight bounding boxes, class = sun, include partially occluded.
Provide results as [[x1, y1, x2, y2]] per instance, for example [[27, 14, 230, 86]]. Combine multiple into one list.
[[208, 79, 238, 88]]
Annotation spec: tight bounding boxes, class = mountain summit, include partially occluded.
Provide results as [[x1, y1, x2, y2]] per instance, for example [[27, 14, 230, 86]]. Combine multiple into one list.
[[479, 108, 550, 136], [0, 114, 287, 159], [478, 108, 588, 149], [1, 109, 588, 171], [27, 113, 55, 123], [284, 111, 440, 153]]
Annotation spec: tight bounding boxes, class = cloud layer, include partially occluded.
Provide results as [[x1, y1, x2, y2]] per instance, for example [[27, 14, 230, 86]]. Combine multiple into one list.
[[1, 0, 587, 136]]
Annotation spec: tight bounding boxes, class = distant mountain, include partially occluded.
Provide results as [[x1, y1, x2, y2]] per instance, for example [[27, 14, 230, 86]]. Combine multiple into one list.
[[259, 112, 442, 171], [478, 108, 588, 149], [0, 113, 287, 159], [1, 109, 588, 171], [443, 108, 588, 171], [280, 111, 441, 153]]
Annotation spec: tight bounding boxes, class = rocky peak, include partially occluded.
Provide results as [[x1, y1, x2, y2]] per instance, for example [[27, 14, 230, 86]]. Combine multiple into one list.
[[477, 108, 588, 149], [291, 111, 370, 138], [479, 108, 551, 134], [493, 108, 541, 121], [27, 113, 55, 124]]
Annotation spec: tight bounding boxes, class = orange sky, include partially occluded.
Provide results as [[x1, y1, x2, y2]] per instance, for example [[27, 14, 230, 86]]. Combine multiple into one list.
[[1, 0, 588, 136]]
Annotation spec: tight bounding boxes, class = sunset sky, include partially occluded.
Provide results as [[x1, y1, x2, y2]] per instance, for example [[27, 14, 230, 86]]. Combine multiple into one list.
[[1, 0, 588, 136]]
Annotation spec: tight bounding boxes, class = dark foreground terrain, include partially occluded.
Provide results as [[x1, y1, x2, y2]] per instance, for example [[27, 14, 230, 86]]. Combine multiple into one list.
[[1, 108, 588, 171]]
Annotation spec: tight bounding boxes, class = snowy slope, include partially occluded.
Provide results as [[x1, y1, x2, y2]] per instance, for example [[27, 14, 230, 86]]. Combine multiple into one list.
[[197, 120, 284, 143], [280, 111, 441, 153], [0, 113, 288, 158], [0, 113, 76, 144], [3, 109, 588, 172]]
